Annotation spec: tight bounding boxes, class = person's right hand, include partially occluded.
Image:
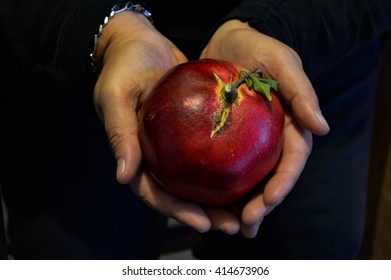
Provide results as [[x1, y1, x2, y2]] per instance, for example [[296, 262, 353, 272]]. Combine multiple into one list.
[[93, 11, 186, 181], [93, 11, 238, 234]]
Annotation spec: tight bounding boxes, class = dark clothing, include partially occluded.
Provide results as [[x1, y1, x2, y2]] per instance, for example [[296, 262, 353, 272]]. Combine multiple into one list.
[[0, 0, 390, 259]]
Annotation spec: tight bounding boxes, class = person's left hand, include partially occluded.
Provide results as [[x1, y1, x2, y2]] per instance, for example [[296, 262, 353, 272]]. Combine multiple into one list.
[[199, 20, 330, 237]]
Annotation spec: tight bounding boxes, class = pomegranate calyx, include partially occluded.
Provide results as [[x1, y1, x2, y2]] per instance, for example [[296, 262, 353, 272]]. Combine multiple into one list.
[[210, 69, 278, 138]]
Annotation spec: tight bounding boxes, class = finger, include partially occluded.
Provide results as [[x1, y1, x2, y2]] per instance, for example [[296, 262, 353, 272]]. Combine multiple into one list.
[[240, 214, 265, 238], [203, 207, 240, 235], [241, 119, 312, 228], [105, 107, 142, 185], [130, 171, 211, 233], [269, 48, 330, 136], [240, 192, 270, 238], [263, 121, 312, 206], [94, 74, 142, 184]]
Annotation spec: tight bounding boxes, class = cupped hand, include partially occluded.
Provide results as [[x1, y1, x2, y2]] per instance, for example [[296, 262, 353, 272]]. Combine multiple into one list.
[[93, 12, 232, 233], [94, 12, 185, 181], [200, 20, 330, 237], [94, 14, 330, 237]]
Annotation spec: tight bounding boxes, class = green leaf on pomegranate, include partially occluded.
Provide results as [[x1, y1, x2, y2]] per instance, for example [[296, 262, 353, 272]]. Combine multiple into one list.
[[259, 78, 278, 91], [251, 78, 272, 101], [240, 70, 278, 102]]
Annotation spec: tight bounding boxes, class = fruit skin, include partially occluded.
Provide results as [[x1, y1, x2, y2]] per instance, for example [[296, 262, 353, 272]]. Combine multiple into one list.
[[138, 58, 285, 206]]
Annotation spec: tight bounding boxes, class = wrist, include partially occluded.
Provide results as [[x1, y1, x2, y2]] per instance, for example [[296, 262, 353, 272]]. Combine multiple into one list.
[[89, 1, 153, 73]]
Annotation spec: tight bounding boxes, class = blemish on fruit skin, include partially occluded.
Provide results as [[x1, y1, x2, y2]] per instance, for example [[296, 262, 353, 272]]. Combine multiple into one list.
[[149, 112, 156, 121], [182, 95, 204, 113]]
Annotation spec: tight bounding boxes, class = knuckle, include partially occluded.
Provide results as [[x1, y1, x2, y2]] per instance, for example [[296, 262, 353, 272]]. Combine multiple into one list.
[[106, 126, 128, 154]]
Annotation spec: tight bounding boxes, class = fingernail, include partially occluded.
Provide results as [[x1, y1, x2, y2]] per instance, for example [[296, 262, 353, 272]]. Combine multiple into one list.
[[316, 110, 330, 131], [116, 157, 126, 179]]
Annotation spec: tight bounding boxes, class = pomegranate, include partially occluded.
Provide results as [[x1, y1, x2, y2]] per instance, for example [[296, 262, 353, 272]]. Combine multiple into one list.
[[138, 59, 284, 206]]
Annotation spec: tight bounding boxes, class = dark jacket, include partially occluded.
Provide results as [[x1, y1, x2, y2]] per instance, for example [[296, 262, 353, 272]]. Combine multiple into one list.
[[0, 0, 390, 259]]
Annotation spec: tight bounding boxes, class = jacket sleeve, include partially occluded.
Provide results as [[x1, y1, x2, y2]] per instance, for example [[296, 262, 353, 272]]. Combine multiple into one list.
[[0, 0, 151, 111], [1, 0, 125, 81], [213, 0, 391, 70], [0, 0, 149, 82]]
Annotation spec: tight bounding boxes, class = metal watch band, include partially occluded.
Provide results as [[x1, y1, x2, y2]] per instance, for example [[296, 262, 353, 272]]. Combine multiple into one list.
[[89, 1, 153, 73]]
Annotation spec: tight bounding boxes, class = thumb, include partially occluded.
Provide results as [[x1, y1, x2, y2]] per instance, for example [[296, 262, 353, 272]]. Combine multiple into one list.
[[95, 84, 142, 185], [275, 51, 330, 136], [104, 106, 142, 185], [280, 79, 330, 136]]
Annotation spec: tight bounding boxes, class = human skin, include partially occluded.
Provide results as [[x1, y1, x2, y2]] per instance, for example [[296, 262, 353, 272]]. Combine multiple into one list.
[[93, 12, 329, 238]]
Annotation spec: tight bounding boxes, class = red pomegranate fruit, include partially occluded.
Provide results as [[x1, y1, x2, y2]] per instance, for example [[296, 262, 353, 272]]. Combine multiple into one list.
[[138, 58, 284, 206]]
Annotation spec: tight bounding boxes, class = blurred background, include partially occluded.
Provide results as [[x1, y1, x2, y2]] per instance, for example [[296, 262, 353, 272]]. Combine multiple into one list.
[[357, 32, 391, 260]]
